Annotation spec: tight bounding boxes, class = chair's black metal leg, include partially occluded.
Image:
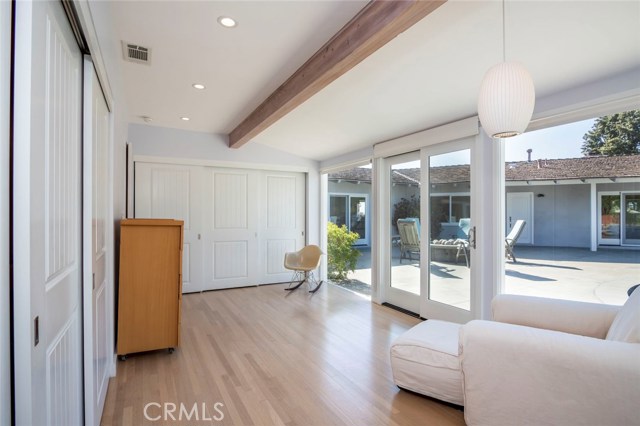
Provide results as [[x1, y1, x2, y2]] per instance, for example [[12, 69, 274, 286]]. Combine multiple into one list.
[[308, 280, 323, 293], [284, 279, 306, 291]]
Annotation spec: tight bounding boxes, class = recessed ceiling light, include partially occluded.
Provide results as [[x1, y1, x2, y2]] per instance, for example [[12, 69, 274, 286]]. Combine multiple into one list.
[[192, 83, 206, 90], [217, 16, 237, 28], [180, 117, 190, 121]]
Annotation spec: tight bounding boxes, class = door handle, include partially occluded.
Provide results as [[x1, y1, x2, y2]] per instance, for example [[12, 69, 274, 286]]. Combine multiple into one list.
[[469, 226, 476, 249]]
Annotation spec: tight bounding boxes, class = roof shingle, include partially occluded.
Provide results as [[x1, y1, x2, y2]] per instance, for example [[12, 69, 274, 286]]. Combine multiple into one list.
[[328, 155, 640, 184]]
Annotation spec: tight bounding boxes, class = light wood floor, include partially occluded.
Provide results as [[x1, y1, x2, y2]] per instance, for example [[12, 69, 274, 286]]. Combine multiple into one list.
[[101, 283, 465, 425]]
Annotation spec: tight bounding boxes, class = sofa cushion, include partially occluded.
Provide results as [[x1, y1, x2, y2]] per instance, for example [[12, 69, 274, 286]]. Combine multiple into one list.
[[390, 320, 463, 405], [391, 320, 461, 370], [606, 288, 640, 343]]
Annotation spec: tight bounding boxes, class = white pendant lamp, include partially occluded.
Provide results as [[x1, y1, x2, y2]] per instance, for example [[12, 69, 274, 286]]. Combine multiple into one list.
[[478, 0, 535, 139]]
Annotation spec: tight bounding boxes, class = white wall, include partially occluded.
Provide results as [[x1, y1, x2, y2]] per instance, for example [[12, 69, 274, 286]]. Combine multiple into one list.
[[0, 0, 12, 423], [129, 123, 322, 247]]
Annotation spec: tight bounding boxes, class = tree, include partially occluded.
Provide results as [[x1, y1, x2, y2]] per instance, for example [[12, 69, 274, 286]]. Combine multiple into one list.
[[581, 110, 640, 156]]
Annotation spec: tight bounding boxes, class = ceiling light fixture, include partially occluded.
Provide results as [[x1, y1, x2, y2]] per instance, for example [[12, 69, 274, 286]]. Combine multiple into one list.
[[217, 16, 237, 28], [180, 117, 190, 121], [140, 115, 153, 123], [192, 83, 206, 90], [477, 0, 535, 139]]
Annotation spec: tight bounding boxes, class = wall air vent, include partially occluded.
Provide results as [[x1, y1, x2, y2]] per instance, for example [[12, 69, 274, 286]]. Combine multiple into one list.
[[122, 42, 151, 65]]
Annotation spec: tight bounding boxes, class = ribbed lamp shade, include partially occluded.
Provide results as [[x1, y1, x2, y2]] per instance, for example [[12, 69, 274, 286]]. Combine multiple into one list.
[[478, 61, 535, 138]]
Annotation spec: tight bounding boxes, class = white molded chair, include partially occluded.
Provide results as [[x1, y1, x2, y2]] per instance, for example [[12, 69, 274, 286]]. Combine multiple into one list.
[[283, 245, 323, 293]]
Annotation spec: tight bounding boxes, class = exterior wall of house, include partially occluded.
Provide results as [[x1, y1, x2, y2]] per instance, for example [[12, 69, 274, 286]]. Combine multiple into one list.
[[507, 184, 591, 247], [597, 182, 640, 192], [329, 178, 640, 248], [391, 184, 420, 209], [507, 181, 640, 248], [329, 181, 371, 197]]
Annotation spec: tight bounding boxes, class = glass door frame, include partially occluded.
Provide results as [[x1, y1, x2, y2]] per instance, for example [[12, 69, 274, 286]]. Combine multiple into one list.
[[622, 192, 640, 246], [598, 191, 621, 245], [382, 151, 421, 314], [420, 138, 477, 324]]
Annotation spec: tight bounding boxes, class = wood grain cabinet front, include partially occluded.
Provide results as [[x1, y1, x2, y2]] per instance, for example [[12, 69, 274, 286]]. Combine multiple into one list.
[[117, 219, 183, 358]]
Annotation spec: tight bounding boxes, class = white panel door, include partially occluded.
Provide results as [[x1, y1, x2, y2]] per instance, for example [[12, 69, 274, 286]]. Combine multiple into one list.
[[135, 163, 203, 293], [506, 192, 533, 245], [259, 171, 306, 284], [202, 168, 260, 290], [13, 1, 83, 424], [83, 61, 111, 426]]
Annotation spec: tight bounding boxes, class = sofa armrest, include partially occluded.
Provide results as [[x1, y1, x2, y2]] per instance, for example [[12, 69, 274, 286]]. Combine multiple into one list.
[[492, 294, 620, 339], [460, 320, 640, 426]]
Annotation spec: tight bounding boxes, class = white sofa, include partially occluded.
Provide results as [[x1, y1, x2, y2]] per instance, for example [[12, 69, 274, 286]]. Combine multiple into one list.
[[461, 293, 640, 425], [391, 290, 640, 425]]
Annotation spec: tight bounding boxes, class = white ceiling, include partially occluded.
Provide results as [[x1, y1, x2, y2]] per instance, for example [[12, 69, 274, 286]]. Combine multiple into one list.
[[106, 0, 640, 162]]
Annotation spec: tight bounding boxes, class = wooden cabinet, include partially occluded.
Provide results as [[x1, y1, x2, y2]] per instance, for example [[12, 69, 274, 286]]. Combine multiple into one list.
[[117, 219, 183, 357]]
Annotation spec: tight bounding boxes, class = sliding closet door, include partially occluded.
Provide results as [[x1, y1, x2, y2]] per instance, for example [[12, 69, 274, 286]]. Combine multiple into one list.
[[135, 162, 307, 290], [13, 1, 83, 423], [259, 171, 306, 284], [135, 163, 203, 293], [201, 168, 260, 290], [82, 60, 111, 426]]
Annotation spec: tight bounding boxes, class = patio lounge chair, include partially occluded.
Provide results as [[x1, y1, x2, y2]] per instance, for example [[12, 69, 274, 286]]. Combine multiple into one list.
[[397, 218, 420, 263], [505, 219, 526, 262], [458, 218, 471, 238]]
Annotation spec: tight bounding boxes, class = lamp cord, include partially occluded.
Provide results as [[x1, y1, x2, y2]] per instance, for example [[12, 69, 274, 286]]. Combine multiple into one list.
[[502, 0, 506, 62]]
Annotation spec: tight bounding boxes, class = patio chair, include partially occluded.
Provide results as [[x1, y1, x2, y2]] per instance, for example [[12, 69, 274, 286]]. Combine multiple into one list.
[[397, 218, 420, 263], [283, 245, 323, 293], [505, 219, 526, 262], [458, 218, 471, 238]]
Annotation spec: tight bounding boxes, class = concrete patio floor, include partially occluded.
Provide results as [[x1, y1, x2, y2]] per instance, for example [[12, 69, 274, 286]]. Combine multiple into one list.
[[336, 245, 639, 307]]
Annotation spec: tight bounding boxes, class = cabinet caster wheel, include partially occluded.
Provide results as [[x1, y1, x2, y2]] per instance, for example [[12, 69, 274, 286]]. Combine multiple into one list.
[[119, 355, 127, 361], [168, 348, 174, 354]]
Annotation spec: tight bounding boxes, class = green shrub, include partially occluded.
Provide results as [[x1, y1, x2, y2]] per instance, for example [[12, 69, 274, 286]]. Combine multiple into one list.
[[327, 222, 361, 281], [392, 195, 420, 227], [392, 195, 443, 239]]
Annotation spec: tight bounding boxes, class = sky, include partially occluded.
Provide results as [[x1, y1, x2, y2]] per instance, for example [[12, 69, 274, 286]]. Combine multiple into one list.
[[389, 118, 596, 169], [505, 118, 595, 163]]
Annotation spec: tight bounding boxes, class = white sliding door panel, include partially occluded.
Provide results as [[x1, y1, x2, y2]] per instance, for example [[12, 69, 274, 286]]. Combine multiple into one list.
[[135, 163, 203, 293], [202, 169, 259, 290], [82, 61, 111, 426], [0, 2, 11, 423], [14, 1, 83, 424], [134, 163, 307, 291], [259, 172, 306, 284]]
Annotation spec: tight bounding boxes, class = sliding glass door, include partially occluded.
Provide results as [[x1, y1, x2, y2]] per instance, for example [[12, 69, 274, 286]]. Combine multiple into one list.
[[623, 193, 640, 245], [383, 139, 477, 322], [599, 193, 621, 245], [421, 141, 475, 323], [329, 194, 369, 245], [385, 152, 421, 313], [599, 192, 640, 247]]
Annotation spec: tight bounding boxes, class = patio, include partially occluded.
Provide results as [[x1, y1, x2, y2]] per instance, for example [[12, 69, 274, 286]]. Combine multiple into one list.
[[333, 245, 639, 308]]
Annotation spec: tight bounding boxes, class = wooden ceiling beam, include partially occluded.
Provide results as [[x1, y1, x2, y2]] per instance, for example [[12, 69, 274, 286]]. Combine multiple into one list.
[[228, 0, 447, 148]]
